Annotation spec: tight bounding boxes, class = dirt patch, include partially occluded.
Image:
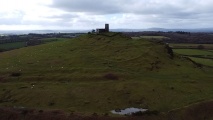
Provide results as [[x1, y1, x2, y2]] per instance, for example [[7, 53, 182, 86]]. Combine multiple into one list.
[[168, 100, 213, 120], [0, 77, 5, 83]]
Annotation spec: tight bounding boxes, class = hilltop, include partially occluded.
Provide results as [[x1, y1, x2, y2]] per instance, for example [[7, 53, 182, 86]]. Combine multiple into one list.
[[0, 32, 213, 119], [0, 32, 202, 81]]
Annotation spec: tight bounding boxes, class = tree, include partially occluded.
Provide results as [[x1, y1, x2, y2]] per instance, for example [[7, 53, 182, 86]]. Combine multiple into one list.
[[0, 48, 5, 52], [92, 29, 95, 33], [197, 45, 204, 49]]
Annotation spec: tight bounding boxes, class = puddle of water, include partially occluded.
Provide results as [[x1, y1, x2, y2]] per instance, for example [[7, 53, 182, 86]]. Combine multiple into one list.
[[111, 107, 148, 115]]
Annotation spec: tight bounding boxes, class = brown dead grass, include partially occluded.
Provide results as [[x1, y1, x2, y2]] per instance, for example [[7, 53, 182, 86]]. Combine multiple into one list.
[[168, 100, 213, 120]]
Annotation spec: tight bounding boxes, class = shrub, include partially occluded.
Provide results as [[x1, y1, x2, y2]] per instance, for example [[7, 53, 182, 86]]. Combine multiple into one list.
[[103, 73, 119, 80], [0, 48, 6, 52], [48, 101, 55, 106], [197, 45, 204, 49], [10, 72, 21, 77], [39, 110, 43, 113]]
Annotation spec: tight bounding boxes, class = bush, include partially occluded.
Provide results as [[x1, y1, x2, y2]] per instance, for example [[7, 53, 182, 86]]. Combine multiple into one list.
[[0, 48, 6, 52], [48, 101, 55, 106], [103, 73, 119, 80], [197, 45, 204, 49], [10, 72, 21, 77]]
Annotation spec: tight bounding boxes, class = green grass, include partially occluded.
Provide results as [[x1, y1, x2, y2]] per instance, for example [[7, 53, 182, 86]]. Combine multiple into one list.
[[140, 36, 168, 39], [173, 49, 213, 56], [41, 38, 60, 43], [0, 38, 65, 51], [132, 36, 168, 39], [189, 57, 213, 67], [0, 33, 213, 116], [170, 43, 213, 49], [173, 49, 213, 67], [131, 37, 141, 39], [0, 42, 26, 50]]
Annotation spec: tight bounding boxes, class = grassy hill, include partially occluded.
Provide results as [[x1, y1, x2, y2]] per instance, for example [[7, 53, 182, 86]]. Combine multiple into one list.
[[0, 33, 213, 118]]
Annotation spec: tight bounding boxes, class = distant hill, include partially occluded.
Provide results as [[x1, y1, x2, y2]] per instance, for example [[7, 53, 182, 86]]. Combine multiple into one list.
[[1, 28, 213, 35], [112, 28, 213, 33], [0, 30, 89, 35]]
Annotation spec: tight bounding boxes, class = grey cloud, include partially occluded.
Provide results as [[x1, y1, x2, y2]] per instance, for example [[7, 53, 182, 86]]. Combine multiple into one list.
[[50, 0, 188, 14], [48, 0, 213, 29], [46, 13, 79, 19], [23, 19, 70, 27], [0, 18, 22, 25], [1, 0, 213, 29], [50, 0, 213, 18], [50, 0, 122, 14], [0, 11, 25, 25]]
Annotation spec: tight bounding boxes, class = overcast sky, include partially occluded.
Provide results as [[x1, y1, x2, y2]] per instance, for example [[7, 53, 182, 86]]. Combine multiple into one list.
[[0, 0, 213, 30]]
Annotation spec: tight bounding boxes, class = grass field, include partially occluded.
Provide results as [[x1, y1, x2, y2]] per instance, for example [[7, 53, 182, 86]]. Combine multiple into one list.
[[140, 36, 168, 39], [0, 42, 26, 51], [170, 43, 213, 49], [173, 49, 213, 56], [132, 36, 168, 40], [40, 38, 60, 43], [0, 33, 213, 119], [173, 49, 213, 67], [172, 43, 213, 67], [0, 38, 64, 52], [189, 57, 213, 67]]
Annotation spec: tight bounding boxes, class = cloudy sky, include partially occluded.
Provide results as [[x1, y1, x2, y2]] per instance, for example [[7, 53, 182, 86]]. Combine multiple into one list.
[[0, 0, 213, 30]]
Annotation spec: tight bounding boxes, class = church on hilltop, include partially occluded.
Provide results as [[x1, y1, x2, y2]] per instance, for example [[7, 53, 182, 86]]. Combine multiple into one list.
[[96, 24, 109, 33]]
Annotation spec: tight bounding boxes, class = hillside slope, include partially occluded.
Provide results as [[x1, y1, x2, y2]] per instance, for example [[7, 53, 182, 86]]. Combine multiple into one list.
[[0, 33, 203, 81], [0, 33, 213, 117]]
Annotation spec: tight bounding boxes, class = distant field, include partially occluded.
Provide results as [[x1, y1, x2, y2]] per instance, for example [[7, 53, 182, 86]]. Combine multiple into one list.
[[0, 42, 26, 50], [140, 36, 168, 39], [173, 48, 213, 67], [132, 36, 168, 39], [131, 37, 141, 39], [0, 38, 65, 52], [170, 43, 213, 49], [41, 38, 60, 43], [189, 57, 213, 67], [173, 49, 213, 56]]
